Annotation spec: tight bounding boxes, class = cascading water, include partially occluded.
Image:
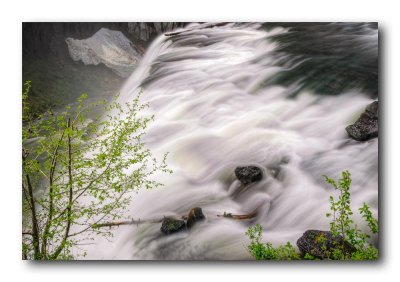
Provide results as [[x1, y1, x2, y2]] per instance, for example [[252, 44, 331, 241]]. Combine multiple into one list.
[[85, 22, 378, 260]]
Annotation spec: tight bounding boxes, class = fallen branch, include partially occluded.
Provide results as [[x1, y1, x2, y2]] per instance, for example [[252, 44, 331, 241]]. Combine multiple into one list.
[[92, 209, 257, 229], [92, 218, 163, 228], [165, 22, 230, 37], [217, 209, 257, 220]]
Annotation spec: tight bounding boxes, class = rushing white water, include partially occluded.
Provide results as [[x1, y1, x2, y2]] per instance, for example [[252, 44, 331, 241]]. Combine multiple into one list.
[[85, 23, 378, 260]]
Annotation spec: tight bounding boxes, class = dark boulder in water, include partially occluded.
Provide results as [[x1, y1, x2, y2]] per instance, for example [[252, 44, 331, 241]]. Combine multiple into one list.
[[346, 101, 378, 141], [160, 218, 186, 235], [234, 166, 263, 185], [297, 230, 355, 259], [186, 207, 205, 229]]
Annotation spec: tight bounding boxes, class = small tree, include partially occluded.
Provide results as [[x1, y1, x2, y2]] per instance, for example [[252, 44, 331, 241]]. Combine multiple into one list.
[[324, 170, 378, 260], [22, 81, 171, 260]]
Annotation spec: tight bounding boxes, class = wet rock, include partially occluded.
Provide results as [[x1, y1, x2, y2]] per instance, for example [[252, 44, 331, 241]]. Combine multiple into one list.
[[160, 218, 186, 235], [346, 101, 378, 141], [186, 207, 205, 229], [234, 166, 263, 185], [297, 230, 355, 259]]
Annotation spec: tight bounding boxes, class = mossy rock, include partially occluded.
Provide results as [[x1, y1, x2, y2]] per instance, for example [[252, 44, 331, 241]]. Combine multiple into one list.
[[297, 230, 355, 259], [160, 218, 186, 235]]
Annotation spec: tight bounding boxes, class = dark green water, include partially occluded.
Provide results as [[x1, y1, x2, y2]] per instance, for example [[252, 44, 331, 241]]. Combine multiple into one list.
[[261, 22, 378, 97]]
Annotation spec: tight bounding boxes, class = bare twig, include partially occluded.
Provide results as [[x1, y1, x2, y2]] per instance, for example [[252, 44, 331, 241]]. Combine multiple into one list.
[[22, 232, 34, 237], [22, 153, 40, 259]]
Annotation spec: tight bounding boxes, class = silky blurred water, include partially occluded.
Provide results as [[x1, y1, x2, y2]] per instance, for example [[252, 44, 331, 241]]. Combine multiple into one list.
[[83, 23, 378, 260]]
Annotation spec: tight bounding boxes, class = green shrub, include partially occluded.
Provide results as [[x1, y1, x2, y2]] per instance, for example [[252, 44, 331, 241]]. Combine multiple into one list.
[[324, 170, 378, 260], [245, 170, 378, 260], [245, 224, 300, 260]]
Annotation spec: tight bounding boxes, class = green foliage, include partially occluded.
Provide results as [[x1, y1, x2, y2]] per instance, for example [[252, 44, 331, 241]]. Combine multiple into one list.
[[245, 224, 300, 260], [359, 202, 378, 234], [303, 253, 318, 260], [22, 81, 172, 260], [323, 170, 378, 260], [245, 170, 378, 261], [324, 170, 353, 240]]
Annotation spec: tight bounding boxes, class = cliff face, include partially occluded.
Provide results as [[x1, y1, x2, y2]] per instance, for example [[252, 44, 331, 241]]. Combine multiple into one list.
[[22, 22, 186, 114], [23, 22, 186, 60], [23, 23, 129, 60]]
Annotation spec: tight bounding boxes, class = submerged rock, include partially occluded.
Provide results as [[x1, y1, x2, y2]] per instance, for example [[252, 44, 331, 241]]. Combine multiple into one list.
[[346, 101, 378, 141], [186, 207, 205, 229], [65, 28, 141, 77], [296, 230, 355, 259], [234, 166, 263, 185], [160, 218, 186, 235]]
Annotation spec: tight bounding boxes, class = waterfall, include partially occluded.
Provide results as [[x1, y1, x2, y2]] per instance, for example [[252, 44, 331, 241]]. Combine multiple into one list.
[[85, 22, 378, 260]]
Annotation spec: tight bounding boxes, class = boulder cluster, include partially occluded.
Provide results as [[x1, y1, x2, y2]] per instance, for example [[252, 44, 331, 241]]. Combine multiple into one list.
[[160, 207, 205, 235]]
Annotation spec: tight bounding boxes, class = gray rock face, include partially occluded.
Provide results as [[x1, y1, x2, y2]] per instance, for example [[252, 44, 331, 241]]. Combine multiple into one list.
[[65, 28, 141, 77], [234, 166, 263, 185], [296, 230, 355, 259], [346, 101, 378, 141], [160, 218, 186, 235], [186, 207, 205, 229]]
